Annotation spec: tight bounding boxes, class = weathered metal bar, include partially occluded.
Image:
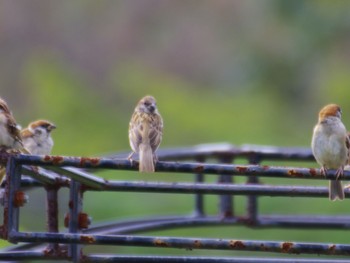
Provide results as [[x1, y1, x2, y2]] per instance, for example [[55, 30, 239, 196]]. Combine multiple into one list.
[[83, 215, 350, 234], [112, 144, 315, 162], [45, 185, 60, 252], [0, 251, 64, 260], [68, 180, 83, 262], [10, 232, 350, 256], [91, 181, 339, 198], [49, 167, 106, 189], [246, 154, 262, 225], [193, 156, 205, 217], [6, 157, 22, 243], [218, 156, 234, 218], [22, 166, 59, 185], [14, 155, 343, 180], [20, 177, 45, 187], [83, 255, 350, 263]]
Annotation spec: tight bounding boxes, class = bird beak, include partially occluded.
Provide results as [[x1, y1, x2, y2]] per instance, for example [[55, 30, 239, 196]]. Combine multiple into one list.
[[48, 124, 57, 131], [149, 104, 156, 113]]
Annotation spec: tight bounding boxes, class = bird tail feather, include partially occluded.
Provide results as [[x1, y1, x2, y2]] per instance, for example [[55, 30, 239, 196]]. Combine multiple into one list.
[[329, 180, 344, 201], [139, 143, 154, 172]]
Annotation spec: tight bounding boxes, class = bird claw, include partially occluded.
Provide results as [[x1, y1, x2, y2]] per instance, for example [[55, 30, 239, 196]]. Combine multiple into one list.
[[335, 166, 344, 180], [153, 154, 159, 163], [320, 166, 328, 176], [127, 152, 135, 166]]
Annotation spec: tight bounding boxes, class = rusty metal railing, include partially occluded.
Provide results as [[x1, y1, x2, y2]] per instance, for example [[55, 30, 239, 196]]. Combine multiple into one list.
[[0, 143, 350, 262]]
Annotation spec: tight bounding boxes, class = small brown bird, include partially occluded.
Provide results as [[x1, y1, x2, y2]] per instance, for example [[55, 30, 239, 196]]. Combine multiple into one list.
[[128, 95, 163, 172], [0, 97, 29, 184], [311, 104, 349, 201], [21, 120, 56, 155]]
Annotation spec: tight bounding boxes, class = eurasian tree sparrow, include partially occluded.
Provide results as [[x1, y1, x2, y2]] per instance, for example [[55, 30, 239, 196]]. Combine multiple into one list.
[[311, 104, 349, 201], [0, 97, 23, 150], [0, 97, 29, 184], [128, 95, 163, 172], [21, 120, 56, 155]]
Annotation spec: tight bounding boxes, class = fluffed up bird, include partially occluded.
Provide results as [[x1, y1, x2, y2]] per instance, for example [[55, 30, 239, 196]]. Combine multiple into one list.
[[21, 120, 56, 155], [311, 104, 349, 201], [128, 95, 163, 172], [0, 97, 29, 184]]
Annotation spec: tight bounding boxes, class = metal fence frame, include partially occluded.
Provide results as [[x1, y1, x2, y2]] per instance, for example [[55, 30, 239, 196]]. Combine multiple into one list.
[[0, 143, 350, 262]]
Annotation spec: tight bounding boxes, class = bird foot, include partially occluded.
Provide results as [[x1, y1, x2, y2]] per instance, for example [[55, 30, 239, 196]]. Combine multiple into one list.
[[127, 152, 135, 166], [335, 166, 344, 180], [320, 166, 328, 177]]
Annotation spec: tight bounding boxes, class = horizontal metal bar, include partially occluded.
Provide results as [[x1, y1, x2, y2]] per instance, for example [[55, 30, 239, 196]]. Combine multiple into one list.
[[10, 232, 350, 256], [92, 180, 343, 197], [0, 251, 62, 260], [48, 166, 106, 189], [8, 214, 350, 254], [110, 144, 314, 162], [83, 255, 350, 263], [82, 215, 350, 234], [13, 155, 346, 180], [22, 166, 59, 185]]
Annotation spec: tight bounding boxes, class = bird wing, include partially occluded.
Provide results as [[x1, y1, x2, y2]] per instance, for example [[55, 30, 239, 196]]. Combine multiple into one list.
[[129, 113, 143, 153], [149, 114, 163, 152], [6, 112, 22, 145], [346, 132, 350, 164]]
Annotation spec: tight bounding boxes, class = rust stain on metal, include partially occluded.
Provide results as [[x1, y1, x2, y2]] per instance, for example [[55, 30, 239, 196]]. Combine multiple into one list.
[[79, 157, 100, 167], [236, 166, 248, 173], [64, 213, 69, 228], [309, 168, 317, 177], [287, 170, 303, 178], [281, 242, 294, 253], [13, 191, 28, 207], [262, 165, 270, 170], [80, 235, 95, 244], [78, 212, 91, 229], [229, 240, 245, 249], [43, 155, 64, 165], [154, 239, 169, 247], [193, 240, 202, 248]]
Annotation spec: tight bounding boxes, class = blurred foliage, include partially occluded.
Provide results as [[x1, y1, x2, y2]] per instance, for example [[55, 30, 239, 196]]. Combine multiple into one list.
[[1, 0, 350, 259]]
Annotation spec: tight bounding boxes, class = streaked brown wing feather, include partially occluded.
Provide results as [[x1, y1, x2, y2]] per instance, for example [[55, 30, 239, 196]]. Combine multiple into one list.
[[0, 99, 11, 114], [346, 133, 350, 164], [129, 112, 143, 153], [6, 112, 22, 145], [149, 114, 163, 152]]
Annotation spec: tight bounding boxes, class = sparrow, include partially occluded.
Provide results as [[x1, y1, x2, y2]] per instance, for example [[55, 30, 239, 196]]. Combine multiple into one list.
[[21, 120, 56, 155], [0, 97, 29, 184], [311, 104, 349, 201], [128, 95, 163, 172]]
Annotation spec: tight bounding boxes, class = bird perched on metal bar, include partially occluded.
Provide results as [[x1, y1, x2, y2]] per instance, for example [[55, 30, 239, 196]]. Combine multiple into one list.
[[311, 104, 349, 201], [0, 97, 30, 184], [21, 120, 56, 155], [128, 95, 163, 172]]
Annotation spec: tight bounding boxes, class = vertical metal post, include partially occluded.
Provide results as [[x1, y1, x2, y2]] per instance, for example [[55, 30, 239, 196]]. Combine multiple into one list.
[[6, 157, 22, 243], [46, 186, 60, 252], [193, 156, 205, 217], [246, 154, 261, 225], [68, 180, 83, 262], [218, 156, 234, 219]]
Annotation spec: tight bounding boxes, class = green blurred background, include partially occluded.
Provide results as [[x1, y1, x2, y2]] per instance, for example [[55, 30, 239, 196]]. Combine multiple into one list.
[[2, 0, 350, 259]]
